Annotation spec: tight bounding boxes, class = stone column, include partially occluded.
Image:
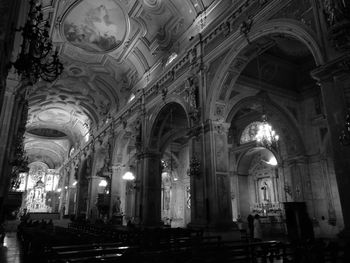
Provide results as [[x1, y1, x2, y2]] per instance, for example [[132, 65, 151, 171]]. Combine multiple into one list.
[[58, 168, 68, 218], [86, 143, 101, 222], [0, 90, 16, 195], [230, 171, 239, 220], [0, 80, 24, 219], [187, 128, 208, 228], [75, 156, 89, 218], [139, 150, 162, 226], [312, 57, 350, 233], [203, 120, 233, 229], [87, 176, 100, 221]]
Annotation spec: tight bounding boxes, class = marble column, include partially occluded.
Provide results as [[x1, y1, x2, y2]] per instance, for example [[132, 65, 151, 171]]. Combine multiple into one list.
[[312, 56, 350, 233], [203, 120, 233, 229], [139, 150, 162, 226]]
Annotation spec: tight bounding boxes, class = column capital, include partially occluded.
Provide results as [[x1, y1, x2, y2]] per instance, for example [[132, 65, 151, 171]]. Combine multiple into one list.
[[111, 165, 122, 173], [204, 119, 231, 134]]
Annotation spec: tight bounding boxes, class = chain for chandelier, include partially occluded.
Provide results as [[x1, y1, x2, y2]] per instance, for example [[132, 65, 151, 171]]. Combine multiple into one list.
[[255, 54, 280, 150]]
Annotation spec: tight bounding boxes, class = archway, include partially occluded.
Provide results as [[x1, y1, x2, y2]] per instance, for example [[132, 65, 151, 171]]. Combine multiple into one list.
[[236, 146, 283, 236], [217, 27, 343, 237], [146, 101, 190, 227]]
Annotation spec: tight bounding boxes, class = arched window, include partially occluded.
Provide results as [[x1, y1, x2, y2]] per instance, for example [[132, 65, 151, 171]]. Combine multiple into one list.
[[240, 121, 262, 144]]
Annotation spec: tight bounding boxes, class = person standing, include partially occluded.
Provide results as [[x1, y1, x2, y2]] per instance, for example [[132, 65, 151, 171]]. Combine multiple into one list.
[[253, 214, 262, 241], [0, 223, 5, 246], [247, 214, 254, 239]]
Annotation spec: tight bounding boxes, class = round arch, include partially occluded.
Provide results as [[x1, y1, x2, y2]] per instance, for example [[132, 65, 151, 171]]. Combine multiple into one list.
[[146, 97, 190, 151], [207, 19, 324, 119]]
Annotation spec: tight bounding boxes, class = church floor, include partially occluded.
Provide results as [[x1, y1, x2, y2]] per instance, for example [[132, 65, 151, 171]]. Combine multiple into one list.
[[0, 232, 23, 263]]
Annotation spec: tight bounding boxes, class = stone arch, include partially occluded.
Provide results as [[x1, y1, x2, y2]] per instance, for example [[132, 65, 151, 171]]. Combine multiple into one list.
[[147, 96, 190, 151], [207, 19, 324, 119]]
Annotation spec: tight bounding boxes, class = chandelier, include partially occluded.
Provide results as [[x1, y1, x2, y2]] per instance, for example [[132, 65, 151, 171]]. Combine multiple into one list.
[[255, 114, 279, 150], [339, 112, 350, 146], [12, 0, 63, 84]]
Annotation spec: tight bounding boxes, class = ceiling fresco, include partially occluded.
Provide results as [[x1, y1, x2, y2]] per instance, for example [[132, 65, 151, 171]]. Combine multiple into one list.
[[63, 0, 128, 53]]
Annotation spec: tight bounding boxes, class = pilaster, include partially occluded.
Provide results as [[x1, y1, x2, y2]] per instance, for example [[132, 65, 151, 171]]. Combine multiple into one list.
[[312, 56, 350, 233], [139, 150, 162, 227], [202, 120, 234, 229]]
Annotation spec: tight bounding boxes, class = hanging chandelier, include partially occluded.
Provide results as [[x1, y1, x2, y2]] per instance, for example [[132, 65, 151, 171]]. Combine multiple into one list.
[[12, 0, 63, 84], [255, 114, 279, 150], [339, 112, 350, 146]]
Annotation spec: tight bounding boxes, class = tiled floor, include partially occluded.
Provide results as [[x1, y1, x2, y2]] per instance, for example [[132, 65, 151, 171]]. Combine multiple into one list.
[[0, 232, 23, 263]]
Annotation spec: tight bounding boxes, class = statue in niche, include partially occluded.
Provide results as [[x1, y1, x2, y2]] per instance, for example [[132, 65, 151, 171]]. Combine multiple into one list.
[[260, 181, 270, 202], [113, 197, 122, 215]]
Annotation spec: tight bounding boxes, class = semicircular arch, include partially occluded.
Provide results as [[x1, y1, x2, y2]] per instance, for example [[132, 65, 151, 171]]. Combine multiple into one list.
[[146, 97, 190, 151], [207, 19, 324, 119]]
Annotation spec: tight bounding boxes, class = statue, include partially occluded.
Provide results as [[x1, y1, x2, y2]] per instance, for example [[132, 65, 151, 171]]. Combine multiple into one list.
[[261, 181, 270, 202], [113, 197, 122, 215], [324, 0, 348, 26]]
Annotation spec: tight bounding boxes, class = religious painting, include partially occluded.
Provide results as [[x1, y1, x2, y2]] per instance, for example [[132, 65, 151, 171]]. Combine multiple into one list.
[[63, 0, 127, 53]]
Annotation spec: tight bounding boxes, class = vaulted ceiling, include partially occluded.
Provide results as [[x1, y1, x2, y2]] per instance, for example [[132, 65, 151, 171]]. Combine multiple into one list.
[[24, 0, 220, 168]]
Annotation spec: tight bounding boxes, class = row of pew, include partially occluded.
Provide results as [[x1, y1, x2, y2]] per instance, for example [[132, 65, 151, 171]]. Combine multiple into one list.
[[18, 221, 346, 262]]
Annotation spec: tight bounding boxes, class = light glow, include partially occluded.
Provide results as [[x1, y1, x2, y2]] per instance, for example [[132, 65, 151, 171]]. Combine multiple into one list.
[[84, 132, 90, 142], [57, 188, 62, 192], [72, 180, 77, 186], [263, 156, 278, 166], [99, 179, 108, 187], [128, 93, 135, 103], [165, 52, 178, 66], [122, 171, 135, 181]]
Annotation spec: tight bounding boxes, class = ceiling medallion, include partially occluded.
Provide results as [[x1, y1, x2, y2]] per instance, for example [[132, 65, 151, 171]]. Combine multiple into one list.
[[62, 0, 129, 53]]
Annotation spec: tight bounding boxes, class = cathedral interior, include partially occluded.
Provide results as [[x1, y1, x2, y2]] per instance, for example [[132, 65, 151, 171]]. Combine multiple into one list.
[[0, 0, 350, 262]]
